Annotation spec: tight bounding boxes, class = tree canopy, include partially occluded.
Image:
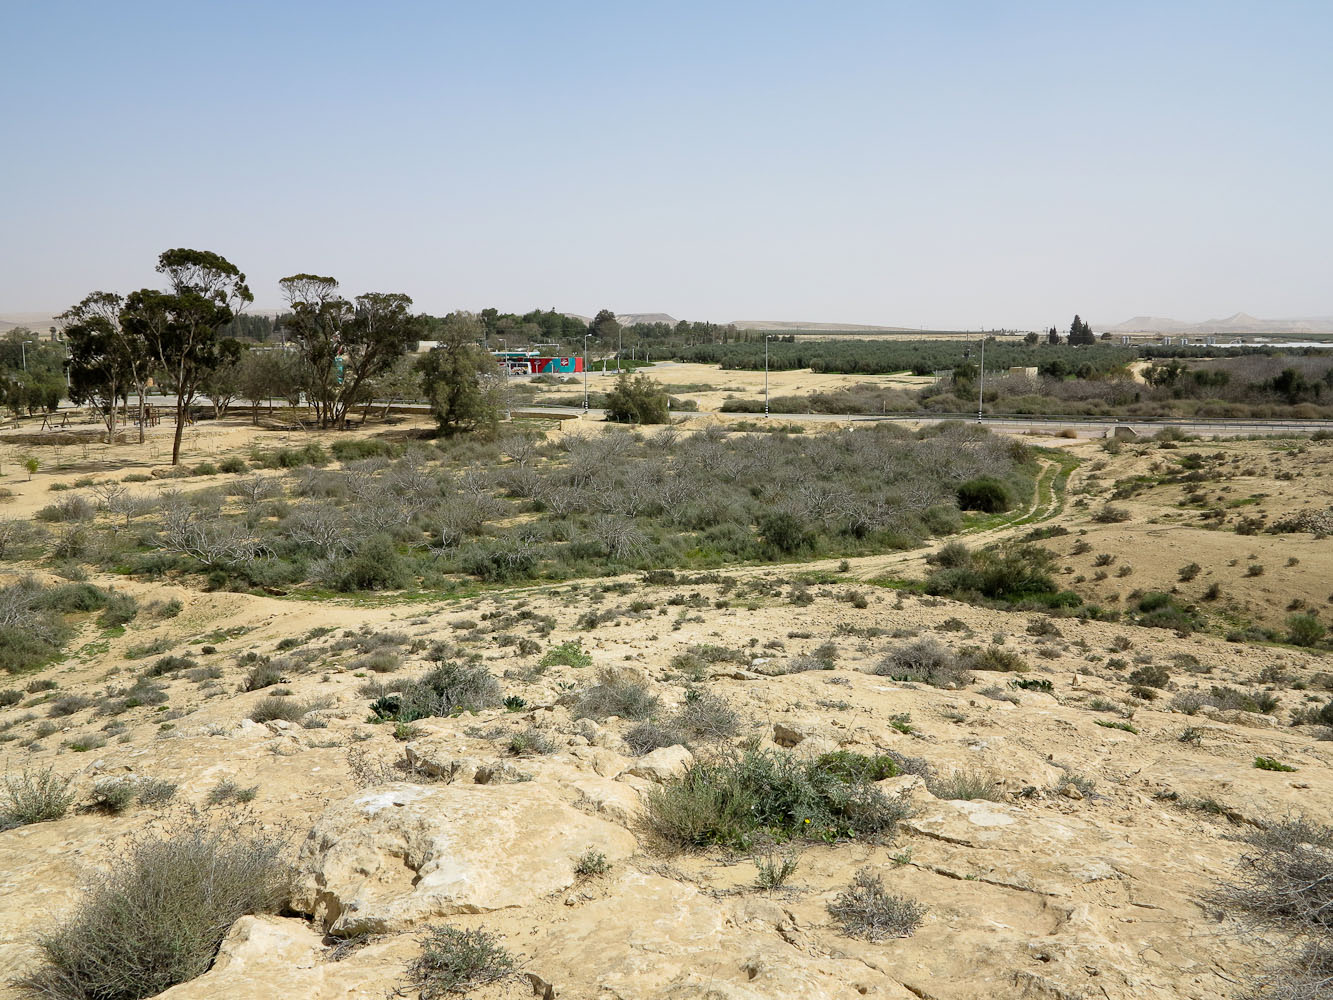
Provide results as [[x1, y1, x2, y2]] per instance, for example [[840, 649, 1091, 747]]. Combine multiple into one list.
[[417, 312, 504, 435]]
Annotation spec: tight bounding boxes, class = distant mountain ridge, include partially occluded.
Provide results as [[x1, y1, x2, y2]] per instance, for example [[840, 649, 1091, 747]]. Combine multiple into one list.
[[1106, 312, 1333, 335]]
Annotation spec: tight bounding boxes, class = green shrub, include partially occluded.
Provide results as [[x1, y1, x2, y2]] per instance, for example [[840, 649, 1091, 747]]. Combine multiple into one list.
[[1254, 756, 1297, 772], [757, 511, 812, 555], [1096, 719, 1139, 734], [370, 662, 503, 723], [574, 849, 611, 878], [604, 372, 670, 424], [925, 767, 1003, 801], [642, 749, 909, 851], [143, 655, 197, 678], [624, 720, 686, 756], [42, 583, 110, 613], [0, 624, 69, 674], [574, 669, 659, 721], [217, 457, 248, 474], [1128, 664, 1171, 689], [351, 650, 402, 674], [240, 661, 284, 692], [827, 868, 927, 941], [251, 442, 328, 469], [1, 766, 74, 829], [249, 696, 330, 724], [815, 750, 899, 782], [98, 593, 139, 629], [17, 822, 291, 1000], [333, 534, 411, 592], [873, 640, 971, 688], [1286, 613, 1326, 648], [506, 727, 557, 756], [206, 778, 259, 805], [539, 641, 592, 668], [956, 477, 1012, 513], [90, 778, 139, 814], [957, 645, 1028, 673], [405, 925, 516, 999]]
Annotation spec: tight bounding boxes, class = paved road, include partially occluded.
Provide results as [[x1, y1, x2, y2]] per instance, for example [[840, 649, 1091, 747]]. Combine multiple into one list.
[[13, 394, 1329, 441]]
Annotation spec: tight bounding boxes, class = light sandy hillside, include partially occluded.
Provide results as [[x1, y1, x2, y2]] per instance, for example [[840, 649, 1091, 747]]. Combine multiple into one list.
[[0, 413, 1328, 1000]]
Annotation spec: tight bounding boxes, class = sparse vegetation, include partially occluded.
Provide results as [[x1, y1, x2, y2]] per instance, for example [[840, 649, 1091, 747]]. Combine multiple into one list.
[[17, 822, 291, 1000], [827, 868, 927, 941], [404, 925, 516, 999]]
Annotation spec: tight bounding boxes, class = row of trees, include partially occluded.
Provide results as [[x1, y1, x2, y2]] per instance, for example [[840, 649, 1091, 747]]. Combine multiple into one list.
[[61, 251, 439, 463]]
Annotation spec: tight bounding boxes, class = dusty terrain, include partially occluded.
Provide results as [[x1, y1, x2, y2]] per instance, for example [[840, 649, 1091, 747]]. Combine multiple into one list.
[[530, 362, 935, 413], [0, 412, 1329, 1000]]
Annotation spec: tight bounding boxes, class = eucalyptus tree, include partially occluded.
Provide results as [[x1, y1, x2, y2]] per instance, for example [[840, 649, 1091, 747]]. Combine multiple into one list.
[[279, 274, 420, 429], [60, 291, 140, 442], [123, 249, 253, 463]]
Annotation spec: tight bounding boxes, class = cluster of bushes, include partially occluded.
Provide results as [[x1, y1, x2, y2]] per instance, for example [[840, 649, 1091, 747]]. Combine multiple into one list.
[[0, 579, 139, 675], [643, 749, 910, 850], [368, 661, 503, 723], [1221, 818, 1333, 999], [923, 542, 1080, 609], [13, 421, 1033, 596]]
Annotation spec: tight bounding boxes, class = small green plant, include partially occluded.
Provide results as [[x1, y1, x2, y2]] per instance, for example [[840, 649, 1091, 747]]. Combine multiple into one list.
[[507, 727, 556, 756], [539, 641, 592, 669], [1, 766, 74, 828], [1096, 719, 1139, 734], [573, 669, 658, 721], [753, 847, 801, 890], [89, 777, 138, 814], [925, 767, 1002, 801], [206, 778, 258, 806], [1253, 756, 1297, 772], [827, 868, 927, 941], [405, 925, 516, 999], [1011, 677, 1053, 692], [573, 848, 610, 878]]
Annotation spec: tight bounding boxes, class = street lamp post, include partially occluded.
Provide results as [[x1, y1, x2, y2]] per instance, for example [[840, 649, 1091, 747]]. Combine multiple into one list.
[[764, 335, 772, 418], [617, 325, 622, 375], [582, 333, 589, 411], [20, 340, 31, 372], [977, 337, 985, 423]]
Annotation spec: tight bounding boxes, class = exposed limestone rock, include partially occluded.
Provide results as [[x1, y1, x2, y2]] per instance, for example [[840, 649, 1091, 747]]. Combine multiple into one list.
[[293, 782, 637, 935], [624, 745, 693, 782]]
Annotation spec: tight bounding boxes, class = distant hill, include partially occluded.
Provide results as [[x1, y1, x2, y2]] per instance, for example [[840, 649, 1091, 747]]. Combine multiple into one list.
[[0, 313, 58, 336], [728, 320, 917, 333], [1106, 312, 1333, 335]]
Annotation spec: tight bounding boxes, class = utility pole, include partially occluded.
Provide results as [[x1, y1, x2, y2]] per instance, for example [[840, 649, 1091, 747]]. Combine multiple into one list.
[[617, 325, 622, 374], [20, 340, 31, 372], [977, 336, 985, 423], [582, 333, 589, 411]]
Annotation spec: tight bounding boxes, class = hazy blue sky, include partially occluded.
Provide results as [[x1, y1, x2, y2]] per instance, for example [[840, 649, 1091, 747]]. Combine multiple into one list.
[[2, 1, 1329, 328]]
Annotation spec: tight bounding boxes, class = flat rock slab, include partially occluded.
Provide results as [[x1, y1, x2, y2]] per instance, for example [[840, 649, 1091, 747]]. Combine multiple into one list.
[[293, 781, 637, 935]]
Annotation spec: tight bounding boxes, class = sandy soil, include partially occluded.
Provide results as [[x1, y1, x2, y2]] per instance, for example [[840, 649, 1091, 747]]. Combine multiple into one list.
[[0, 413, 1329, 1000]]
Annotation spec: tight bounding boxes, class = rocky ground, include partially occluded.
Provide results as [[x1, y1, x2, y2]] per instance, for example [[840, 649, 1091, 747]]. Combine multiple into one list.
[[0, 415, 1329, 1000]]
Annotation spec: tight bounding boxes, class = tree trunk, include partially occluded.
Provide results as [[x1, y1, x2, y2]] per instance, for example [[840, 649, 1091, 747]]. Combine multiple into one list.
[[172, 400, 186, 464]]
